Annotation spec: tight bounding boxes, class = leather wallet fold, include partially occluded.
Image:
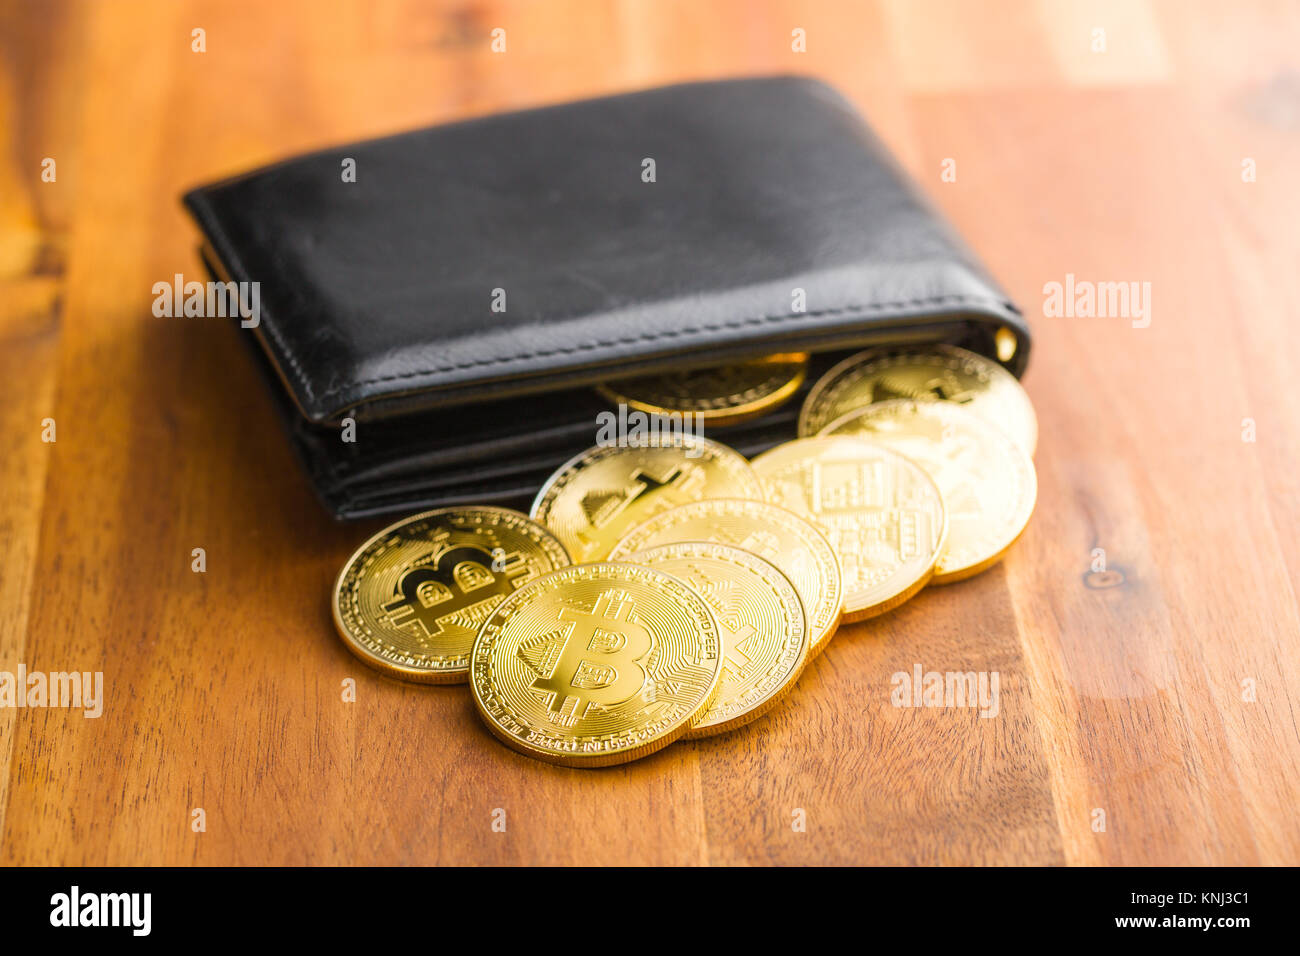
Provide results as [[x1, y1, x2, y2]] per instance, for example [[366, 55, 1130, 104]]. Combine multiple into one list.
[[183, 76, 1029, 519]]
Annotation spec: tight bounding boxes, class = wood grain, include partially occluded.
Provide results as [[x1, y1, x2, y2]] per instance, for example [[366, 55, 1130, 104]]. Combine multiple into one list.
[[1, 0, 1297, 865]]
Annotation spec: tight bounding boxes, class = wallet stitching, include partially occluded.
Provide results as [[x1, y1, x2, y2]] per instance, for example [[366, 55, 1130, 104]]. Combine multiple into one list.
[[309, 293, 1020, 409]]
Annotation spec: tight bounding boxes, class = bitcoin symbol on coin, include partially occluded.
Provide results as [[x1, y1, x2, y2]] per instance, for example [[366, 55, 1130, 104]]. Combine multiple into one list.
[[531, 436, 763, 562], [575, 466, 691, 556], [333, 507, 571, 685], [529, 590, 652, 718], [470, 563, 723, 766], [722, 623, 756, 679], [873, 368, 975, 404], [383, 545, 518, 639]]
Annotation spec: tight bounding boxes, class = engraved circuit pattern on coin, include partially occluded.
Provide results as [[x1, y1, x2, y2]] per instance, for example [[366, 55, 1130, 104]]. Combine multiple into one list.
[[609, 498, 844, 657], [821, 400, 1037, 583], [596, 353, 809, 427], [333, 507, 571, 684], [529, 434, 764, 563], [750, 436, 948, 621], [626, 542, 808, 738], [470, 563, 724, 767], [799, 344, 1038, 454]]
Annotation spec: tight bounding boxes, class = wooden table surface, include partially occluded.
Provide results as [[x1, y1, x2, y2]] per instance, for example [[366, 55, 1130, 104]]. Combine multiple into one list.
[[2, 0, 1298, 866]]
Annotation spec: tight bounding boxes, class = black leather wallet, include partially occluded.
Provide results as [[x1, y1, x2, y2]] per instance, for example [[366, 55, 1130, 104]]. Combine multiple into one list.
[[183, 76, 1028, 520]]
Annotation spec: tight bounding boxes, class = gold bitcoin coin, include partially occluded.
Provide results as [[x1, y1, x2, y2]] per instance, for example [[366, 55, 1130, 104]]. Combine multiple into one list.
[[750, 436, 947, 620], [799, 344, 1038, 454], [333, 506, 571, 684], [470, 563, 724, 767], [609, 498, 843, 657], [822, 400, 1036, 583], [530, 434, 764, 563], [626, 542, 808, 738], [596, 354, 809, 427]]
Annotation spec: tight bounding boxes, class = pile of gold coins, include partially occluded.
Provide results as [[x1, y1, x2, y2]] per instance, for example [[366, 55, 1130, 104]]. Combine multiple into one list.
[[332, 345, 1037, 767]]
